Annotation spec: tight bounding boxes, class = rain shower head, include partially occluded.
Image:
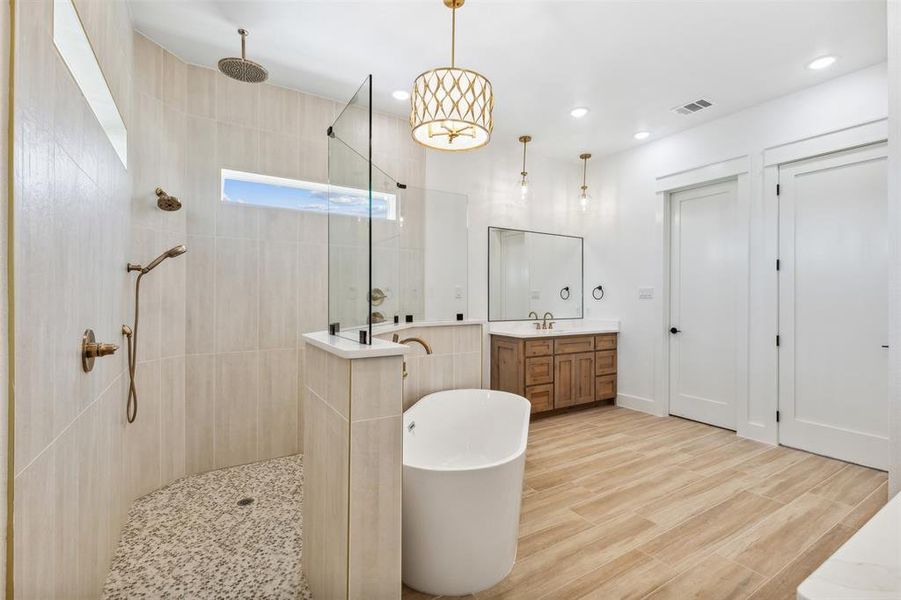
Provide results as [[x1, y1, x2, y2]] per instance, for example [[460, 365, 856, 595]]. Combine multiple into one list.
[[155, 187, 181, 211], [129, 245, 187, 275], [218, 29, 268, 83]]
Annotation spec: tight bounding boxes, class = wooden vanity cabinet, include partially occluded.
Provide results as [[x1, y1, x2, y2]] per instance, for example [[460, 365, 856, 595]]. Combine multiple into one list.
[[491, 332, 618, 414]]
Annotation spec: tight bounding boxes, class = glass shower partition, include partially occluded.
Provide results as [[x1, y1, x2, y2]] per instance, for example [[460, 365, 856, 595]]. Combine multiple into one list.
[[328, 76, 374, 343], [327, 75, 470, 341]]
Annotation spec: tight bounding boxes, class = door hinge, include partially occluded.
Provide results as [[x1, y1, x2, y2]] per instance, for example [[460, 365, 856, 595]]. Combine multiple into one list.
[[776, 258, 780, 271], [776, 410, 780, 423], [776, 183, 781, 196], [776, 335, 781, 347]]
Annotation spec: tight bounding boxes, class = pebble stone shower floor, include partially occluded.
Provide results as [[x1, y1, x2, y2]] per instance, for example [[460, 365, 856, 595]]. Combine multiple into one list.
[[102, 455, 313, 599]]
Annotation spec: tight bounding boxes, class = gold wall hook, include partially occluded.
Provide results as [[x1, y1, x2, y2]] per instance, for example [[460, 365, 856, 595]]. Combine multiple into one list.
[[82, 329, 119, 373]]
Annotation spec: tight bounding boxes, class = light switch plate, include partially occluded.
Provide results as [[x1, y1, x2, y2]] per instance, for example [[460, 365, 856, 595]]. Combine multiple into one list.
[[638, 287, 654, 300]]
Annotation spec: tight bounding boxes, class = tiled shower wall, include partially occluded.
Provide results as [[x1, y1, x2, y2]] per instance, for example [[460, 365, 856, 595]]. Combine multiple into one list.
[[13, 0, 136, 597], [171, 40, 427, 473], [12, 16, 424, 597]]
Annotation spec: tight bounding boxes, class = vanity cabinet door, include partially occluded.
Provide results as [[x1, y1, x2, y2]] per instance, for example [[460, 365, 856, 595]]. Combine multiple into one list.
[[491, 336, 524, 395], [554, 352, 595, 408]]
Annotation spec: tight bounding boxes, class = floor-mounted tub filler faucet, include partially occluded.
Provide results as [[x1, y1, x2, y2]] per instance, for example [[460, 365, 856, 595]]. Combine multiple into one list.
[[122, 245, 187, 423]]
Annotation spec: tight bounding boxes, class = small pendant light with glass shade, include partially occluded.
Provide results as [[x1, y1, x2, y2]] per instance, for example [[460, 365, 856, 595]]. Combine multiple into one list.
[[578, 153, 592, 211], [518, 135, 532, 200], [410, 0, 494, 151]]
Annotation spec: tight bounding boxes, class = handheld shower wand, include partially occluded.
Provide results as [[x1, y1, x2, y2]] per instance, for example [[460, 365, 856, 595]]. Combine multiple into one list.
[[123, 245, 187, 423]]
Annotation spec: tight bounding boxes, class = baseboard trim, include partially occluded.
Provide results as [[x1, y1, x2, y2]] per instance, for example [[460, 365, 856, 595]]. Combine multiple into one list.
[[616, 393, 661, 416]]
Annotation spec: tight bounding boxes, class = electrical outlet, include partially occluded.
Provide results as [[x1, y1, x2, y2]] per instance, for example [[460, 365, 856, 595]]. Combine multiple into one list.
[[638, 287, 654, 300]]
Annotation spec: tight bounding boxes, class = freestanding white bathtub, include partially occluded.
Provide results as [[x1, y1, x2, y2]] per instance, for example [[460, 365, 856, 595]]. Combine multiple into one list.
[[402, 389, 531, 596]]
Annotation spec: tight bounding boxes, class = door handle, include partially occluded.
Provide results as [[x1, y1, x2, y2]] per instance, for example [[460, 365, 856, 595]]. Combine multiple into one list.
[[882, 345, 889, 349], [670, 327, 680, 334]]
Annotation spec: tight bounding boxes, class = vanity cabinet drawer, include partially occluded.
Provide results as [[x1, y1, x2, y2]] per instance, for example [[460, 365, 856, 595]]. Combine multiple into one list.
[[525, 339, 554, 357], [525, 356, 554, 386], [554, 336, 595, 355], [596, 374, 617, 401], [595, 334, 618, 350], [525, 384, 554, 413], [595, 350, 617, 376]]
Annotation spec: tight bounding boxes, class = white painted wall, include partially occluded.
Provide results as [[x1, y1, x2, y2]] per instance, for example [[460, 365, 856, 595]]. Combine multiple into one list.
[[588, 63, 887, 444], [429, 63, 888, 449], [887, 0, 901, 496]]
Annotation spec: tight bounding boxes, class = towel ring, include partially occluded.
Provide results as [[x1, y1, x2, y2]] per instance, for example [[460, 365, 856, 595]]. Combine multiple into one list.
[[592, 285, 605, 300], [559, 286, 570, 300]]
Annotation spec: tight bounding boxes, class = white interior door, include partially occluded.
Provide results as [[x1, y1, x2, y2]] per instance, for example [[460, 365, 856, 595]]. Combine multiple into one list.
[[669, 179, 739, 430], [778, 143, 888, 469]]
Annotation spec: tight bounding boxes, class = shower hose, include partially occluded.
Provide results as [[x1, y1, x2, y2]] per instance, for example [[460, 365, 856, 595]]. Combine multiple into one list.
[[124, 273, 144, 423]]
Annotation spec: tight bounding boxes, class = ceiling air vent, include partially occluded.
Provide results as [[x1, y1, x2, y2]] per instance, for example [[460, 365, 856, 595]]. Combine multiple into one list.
[[671, 98, 714, 116]]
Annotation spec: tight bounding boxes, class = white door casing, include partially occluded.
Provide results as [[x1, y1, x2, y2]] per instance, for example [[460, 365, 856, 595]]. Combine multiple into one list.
[[669, 179, 740, 430], [778, 142, 889, 469]]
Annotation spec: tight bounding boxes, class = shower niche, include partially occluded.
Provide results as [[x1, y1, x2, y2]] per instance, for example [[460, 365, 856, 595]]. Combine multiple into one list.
[[327, 76, 469, 344]]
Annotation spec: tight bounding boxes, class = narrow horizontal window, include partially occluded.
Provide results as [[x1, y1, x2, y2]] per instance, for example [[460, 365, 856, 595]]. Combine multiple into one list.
[[221, 169, 396, 220]]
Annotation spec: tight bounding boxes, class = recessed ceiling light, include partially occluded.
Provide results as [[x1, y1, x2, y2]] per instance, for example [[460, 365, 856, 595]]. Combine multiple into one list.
[[807, 55, 836, 70], [392, 90, 410, 101], [570, 107, 589, 119], [633, 131, 650, 140]]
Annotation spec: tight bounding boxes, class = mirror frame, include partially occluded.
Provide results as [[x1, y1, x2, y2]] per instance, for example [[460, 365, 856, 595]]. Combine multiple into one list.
[[487, 226, 584, 322]]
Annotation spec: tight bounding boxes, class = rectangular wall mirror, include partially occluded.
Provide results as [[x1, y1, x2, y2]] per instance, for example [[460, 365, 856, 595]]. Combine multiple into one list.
[[488, 226, 583, 321]]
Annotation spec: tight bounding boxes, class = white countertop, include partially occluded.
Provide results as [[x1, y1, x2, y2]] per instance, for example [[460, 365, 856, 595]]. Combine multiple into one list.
[[489, 319, 619, 339], [372, 319, 485, 336], [798, 491, 901, 599], [301, 331, 407, 359]]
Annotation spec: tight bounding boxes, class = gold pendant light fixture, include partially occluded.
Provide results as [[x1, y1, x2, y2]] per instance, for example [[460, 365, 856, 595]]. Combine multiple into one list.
[[578, 153, 592, 211], [410, 0, 494, 151], [518, 135, 532, 200]]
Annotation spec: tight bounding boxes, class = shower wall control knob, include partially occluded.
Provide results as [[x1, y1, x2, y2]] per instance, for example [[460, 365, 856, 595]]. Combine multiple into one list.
[[82, 329, 119, 373]]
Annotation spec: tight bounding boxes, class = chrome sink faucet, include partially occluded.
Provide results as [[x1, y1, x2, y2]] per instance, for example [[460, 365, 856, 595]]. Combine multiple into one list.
[[529, 311, 541, 330], [542, 312, 555, 330]]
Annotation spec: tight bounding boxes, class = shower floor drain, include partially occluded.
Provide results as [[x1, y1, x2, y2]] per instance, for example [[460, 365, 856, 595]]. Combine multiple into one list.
[[237, 497, 254, 507]]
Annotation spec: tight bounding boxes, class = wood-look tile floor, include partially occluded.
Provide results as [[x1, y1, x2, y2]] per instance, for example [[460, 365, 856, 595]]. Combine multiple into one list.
[[403, 405, 887, 600]]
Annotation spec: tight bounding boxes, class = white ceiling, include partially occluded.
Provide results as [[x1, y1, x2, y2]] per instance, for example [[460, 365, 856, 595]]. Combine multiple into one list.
[[128, 0, 886, 160]]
